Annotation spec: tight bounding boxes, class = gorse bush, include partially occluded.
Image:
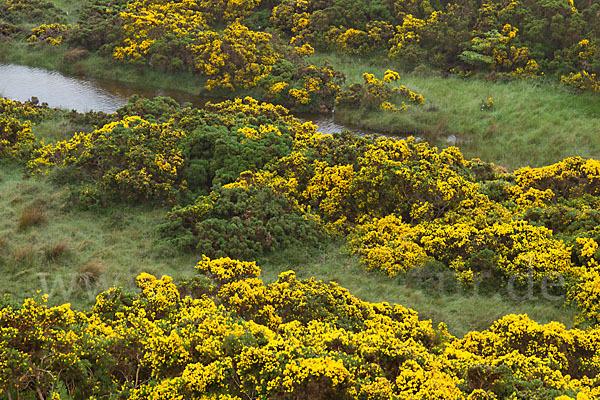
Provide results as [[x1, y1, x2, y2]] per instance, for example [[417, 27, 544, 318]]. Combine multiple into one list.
[[269, 135, 483, 231], [114, 94, 181, 122], [158, 181, 322, 260], [269, 0, 600, 89], [0, 115, 37, 162], [0, 97, 55, 122], [27, 116, 188, 204], [0, 99, 61, 163], [336, 69, 424, 113], [55, 0, 346, 111], [27, 23, 70, 46], [8, 0, 600, 104], [25, 96, 299, 205], [0, 22, 21, 40], [112, 0, 278, 89], [262, 58, 346, 112], [67, 0, 128, 53], [2, 257, 600, 399], [348, 214, 428, 276], [0, 0, 66, 25]]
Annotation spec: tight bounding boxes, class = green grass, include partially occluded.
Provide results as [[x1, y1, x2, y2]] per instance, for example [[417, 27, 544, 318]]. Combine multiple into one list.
[[312, 52, 600, 170], [0, 163, 200, 308], [256, 242, 576, 337]]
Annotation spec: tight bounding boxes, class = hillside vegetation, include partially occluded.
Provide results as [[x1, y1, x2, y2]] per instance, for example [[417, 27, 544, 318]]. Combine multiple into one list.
[[1, 0, 600, 399], [0, 92, 598, 399], [2, 0, 600, 167]]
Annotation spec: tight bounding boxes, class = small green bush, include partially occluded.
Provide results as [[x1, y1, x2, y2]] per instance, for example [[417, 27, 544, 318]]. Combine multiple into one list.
[[158, 183, 323, 260]]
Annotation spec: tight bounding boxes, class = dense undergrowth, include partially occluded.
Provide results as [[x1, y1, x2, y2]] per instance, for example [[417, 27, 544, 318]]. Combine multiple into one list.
[[0, 257, 596, 400], [1, 94, 599, 399], [2, 0, 600, 398], [4, 0, 600, 99], [3, 0, 600, 169]]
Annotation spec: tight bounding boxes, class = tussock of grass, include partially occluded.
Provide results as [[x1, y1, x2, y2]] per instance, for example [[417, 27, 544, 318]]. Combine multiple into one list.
[[17, 205, 47, 232], [12, 244, 37, 268], [76, 259, 104, 289], [43, 241, 70, 262]]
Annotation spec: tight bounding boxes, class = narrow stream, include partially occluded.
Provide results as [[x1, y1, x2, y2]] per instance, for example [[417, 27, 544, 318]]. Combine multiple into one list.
[[0, 63, 380, 136]]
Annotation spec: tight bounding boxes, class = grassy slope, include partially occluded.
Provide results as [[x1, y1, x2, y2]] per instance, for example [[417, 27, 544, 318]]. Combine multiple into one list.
[[0, 163, 200, 308]]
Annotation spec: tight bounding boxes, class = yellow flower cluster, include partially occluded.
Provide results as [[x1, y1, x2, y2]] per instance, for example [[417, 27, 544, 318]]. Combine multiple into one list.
[[188, 22, 280, 90], [114, 0, 278, 90], [288, 87, 310, 104], [113, 0, 208, 61], [418, 219, 575, 284], [336, 70, 424, 111], [380, 101, 408, 113], [383, 69, 401, 83], [0, 98, 49, 162], [514, 157, 600, 197], [330, 28, 369, 55], [349, 214, 428, 276], [461, 25, 538, 78], [364, 71, 425, 106], [0, 114, 37, 161], [27, 23, 69, 46], [195, 255, 261, 284], [294, 43, 314, 56], [27, 116, 187, 203], [481, 97, 494, 110], [561, 71, 600, 93], [328, 20, 395, 56], [204, 96, 291, 122], [269, 81, 289, 96], [389, 13, 436, 57], [397, 84, 425, 104], [0, 97, 53, 120]]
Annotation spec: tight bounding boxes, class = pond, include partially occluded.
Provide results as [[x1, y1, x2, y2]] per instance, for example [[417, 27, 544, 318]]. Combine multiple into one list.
[[0, 63, 381, 136]]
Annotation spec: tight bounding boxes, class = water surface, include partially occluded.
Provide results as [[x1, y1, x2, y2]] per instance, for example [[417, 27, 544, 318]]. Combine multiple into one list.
[[0, 63, 380, 136]]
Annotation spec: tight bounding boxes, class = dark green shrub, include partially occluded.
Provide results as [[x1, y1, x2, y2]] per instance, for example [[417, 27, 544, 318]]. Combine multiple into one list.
[[158, 183, 323, 260], [115, 95, 181, 122]]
